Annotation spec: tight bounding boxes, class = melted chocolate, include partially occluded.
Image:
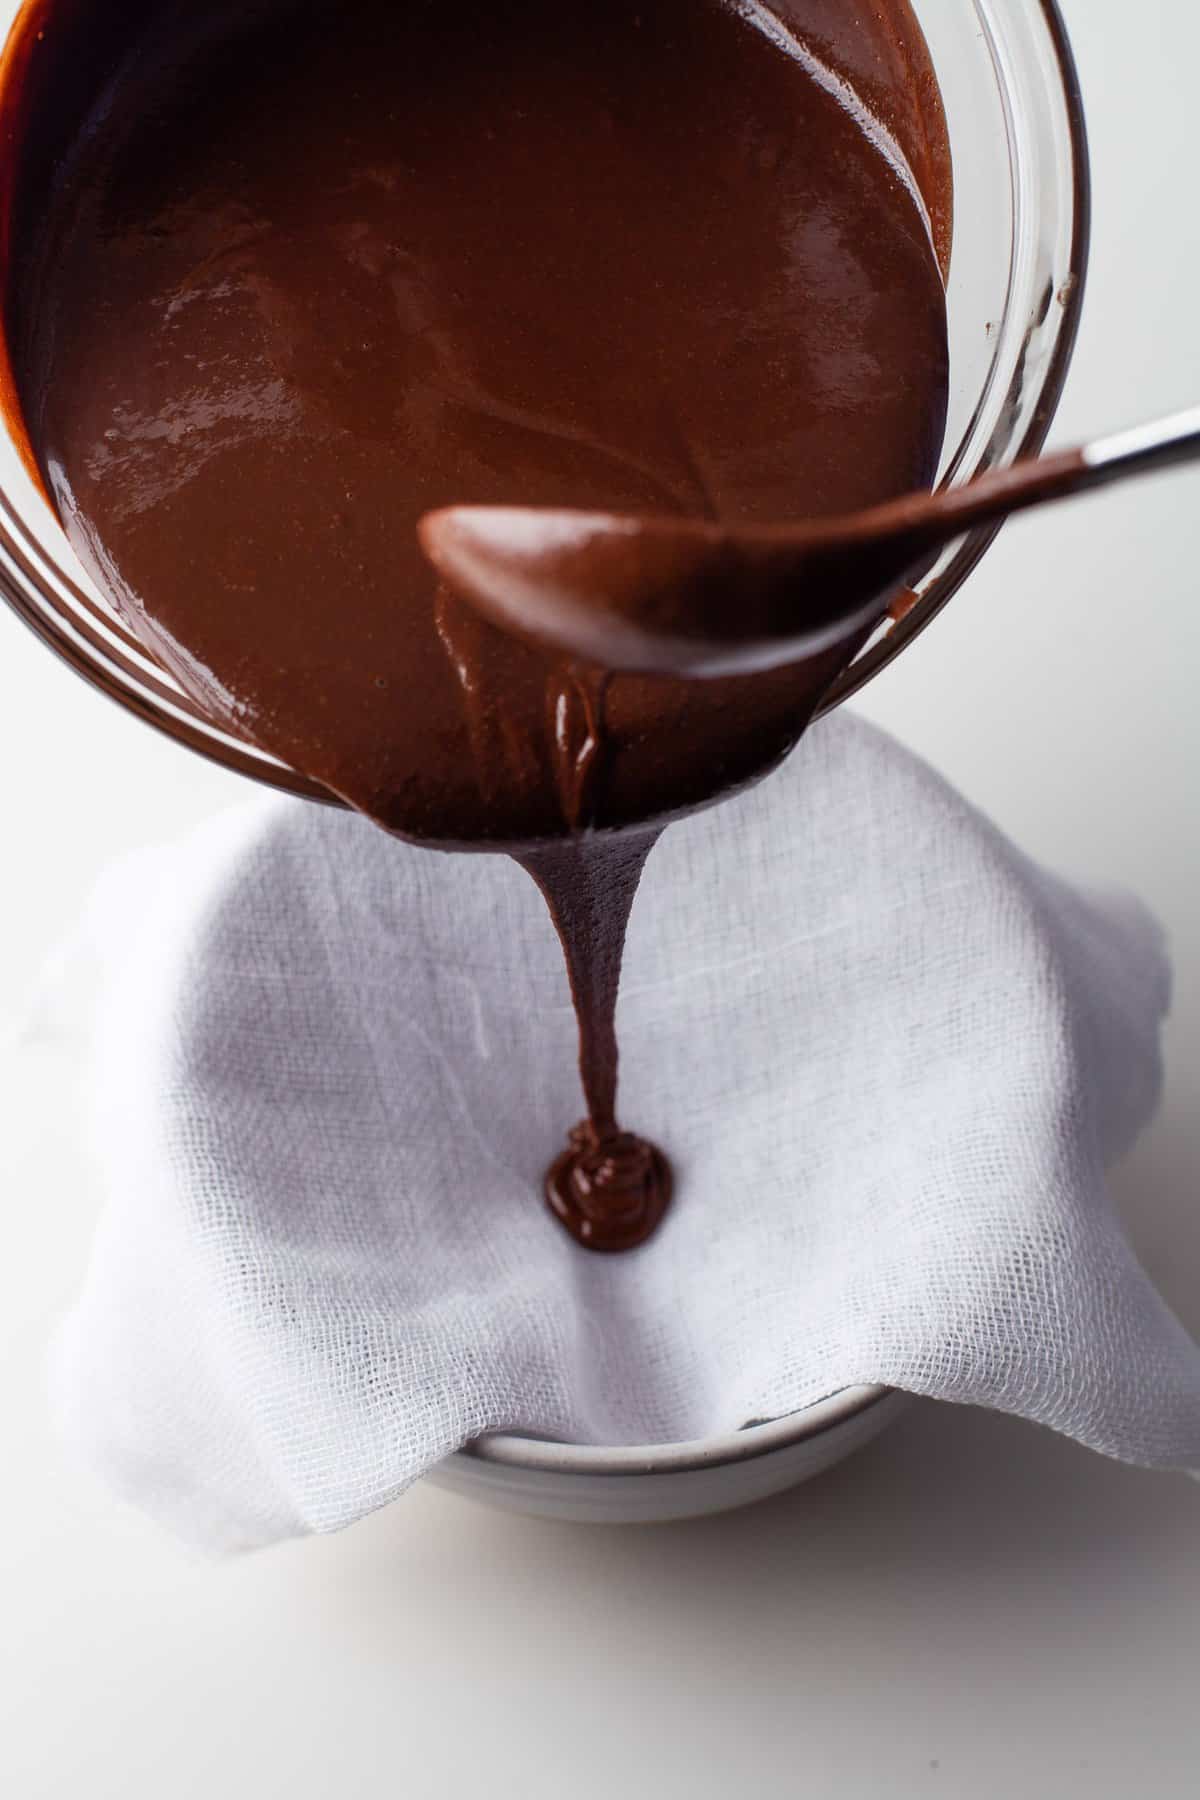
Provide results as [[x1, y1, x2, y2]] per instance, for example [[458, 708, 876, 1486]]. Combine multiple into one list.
[[1, 0, 952, 1250], [520, 829, 673, 1252]]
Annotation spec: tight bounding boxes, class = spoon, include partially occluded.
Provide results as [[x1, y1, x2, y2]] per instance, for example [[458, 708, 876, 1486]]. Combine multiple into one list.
[[419, 407, 1200, 677]]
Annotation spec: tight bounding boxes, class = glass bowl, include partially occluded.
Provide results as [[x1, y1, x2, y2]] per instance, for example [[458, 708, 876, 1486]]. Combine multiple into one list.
[[0, 0, 1090, 1516], [0, 0, 1089, 810]]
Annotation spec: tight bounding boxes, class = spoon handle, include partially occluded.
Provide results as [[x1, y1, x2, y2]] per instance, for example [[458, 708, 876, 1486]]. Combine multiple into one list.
[[882, 404, 1200, 551], [1084, 405, 1200, 482]]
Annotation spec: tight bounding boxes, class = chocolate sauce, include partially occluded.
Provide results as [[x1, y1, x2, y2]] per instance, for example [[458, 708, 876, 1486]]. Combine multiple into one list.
[[1, 0, 952, 1250], [520, 829, 673, 1251]]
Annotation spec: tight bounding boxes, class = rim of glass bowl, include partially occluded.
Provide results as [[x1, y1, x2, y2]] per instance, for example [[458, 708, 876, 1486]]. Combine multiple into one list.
[[0, 0, 1091, 807], [828, 0, 1091, 713]]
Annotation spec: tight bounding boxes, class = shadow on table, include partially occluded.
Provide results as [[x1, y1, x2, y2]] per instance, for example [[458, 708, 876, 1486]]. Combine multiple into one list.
[[326, 1396, 1197, 1654]]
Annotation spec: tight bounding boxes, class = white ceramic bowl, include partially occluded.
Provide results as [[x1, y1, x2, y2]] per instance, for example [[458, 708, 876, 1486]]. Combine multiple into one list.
[[428, 1388, 909, 1523]]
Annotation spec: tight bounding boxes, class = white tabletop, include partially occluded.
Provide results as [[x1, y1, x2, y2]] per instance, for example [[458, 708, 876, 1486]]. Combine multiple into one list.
[[1, 2, 1197, 1793]]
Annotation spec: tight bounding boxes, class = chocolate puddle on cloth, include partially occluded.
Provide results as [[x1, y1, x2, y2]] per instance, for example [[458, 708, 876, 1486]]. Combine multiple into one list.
[[0, 0, 952, 1249]]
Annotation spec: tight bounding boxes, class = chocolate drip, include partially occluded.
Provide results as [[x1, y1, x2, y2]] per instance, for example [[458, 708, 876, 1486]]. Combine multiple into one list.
[[518, 830, 670, 1250], [548, 667, 610, 834], [545, 1126, 673, 1256]]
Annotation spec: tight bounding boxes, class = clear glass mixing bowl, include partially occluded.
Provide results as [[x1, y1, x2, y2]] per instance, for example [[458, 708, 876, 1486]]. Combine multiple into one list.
[[0, 0, 1089, 809]]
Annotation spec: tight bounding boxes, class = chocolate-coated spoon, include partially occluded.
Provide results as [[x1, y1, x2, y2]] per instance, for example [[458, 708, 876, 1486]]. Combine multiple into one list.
[[420, 407, 1200, 677]]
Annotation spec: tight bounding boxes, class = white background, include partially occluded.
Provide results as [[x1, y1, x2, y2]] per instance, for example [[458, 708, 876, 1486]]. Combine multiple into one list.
[[1, 1, 1198, 1793]]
